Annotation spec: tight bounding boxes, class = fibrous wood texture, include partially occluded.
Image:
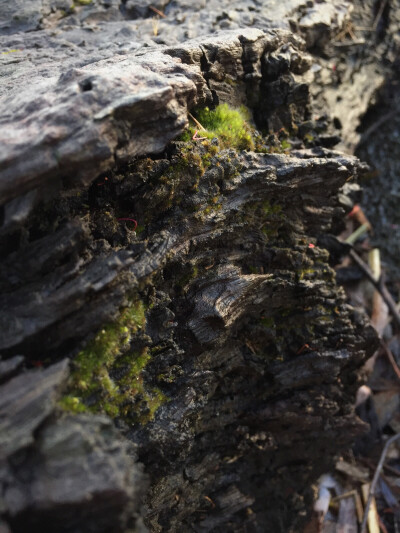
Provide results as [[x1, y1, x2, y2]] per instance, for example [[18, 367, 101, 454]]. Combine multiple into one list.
[[0, 2, 381, 532]]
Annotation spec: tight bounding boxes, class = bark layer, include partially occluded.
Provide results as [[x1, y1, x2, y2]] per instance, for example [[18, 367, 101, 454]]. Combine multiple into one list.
[[0, 3, 381, 532]]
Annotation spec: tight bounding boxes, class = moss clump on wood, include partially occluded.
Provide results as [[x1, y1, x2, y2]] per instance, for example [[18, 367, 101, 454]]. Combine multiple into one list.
[[181, 104, 255, 150], [180, 103, 296, 156], [59, 299, 167, 423]]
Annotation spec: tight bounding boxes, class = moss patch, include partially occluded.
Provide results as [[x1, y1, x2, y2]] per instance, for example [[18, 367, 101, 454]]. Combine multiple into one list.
[[182, 104, 255, 150], [59, 300, 167, 424], [254, 129, 292, 154]]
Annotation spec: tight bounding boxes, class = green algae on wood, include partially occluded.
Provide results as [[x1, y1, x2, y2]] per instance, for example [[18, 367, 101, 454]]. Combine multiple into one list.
[[59, 300, 167, 424]]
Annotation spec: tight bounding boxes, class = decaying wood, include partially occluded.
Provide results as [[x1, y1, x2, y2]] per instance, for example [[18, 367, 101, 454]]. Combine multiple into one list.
[[0, 1, 389, 532]]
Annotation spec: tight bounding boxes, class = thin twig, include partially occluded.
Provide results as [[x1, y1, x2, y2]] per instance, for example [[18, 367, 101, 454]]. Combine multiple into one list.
[[335, 21, 357, 42], [354, 26, 377, 32], [345, 222, 370, 245], [332, 40, 366, 47], [347, 25, 358, 41], [360, 457, 400, 478], [372, 0, 388, 30], [347, 204, 372, 231], [188, 112, 206, 131], [149, 5, 166, 18], [332, 490, 364, 523], [192, 130, 207, 141], [361, 433, 400, 533], [349, 249, 400, 331], [381, 340, 400, 381], [358, 109, 400, 147], [382, 463, 400, 477]]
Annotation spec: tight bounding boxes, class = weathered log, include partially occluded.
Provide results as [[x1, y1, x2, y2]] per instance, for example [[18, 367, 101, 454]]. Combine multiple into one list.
[[0, 1, 383, 532]]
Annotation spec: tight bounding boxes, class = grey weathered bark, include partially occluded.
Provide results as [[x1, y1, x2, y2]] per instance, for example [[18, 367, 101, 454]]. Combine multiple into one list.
[[0, 1, 389, 532]]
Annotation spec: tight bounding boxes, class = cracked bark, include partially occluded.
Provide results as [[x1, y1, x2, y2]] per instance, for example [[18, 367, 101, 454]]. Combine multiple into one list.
[[0, 12, 379, 533]]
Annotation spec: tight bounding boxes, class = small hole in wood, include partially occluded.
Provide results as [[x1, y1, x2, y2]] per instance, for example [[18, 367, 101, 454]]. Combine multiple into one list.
[[79, 79, 93, 92]]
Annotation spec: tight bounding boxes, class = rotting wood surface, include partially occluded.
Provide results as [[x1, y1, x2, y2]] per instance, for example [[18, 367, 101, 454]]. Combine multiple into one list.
[[0, 2, 385, 532]]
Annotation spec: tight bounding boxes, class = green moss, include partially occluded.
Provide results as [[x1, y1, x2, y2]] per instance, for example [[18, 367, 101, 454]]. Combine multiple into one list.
[[260, 316, 275, 328], [259, 201, 285, 239], [177, 129, 194, 143], [188, 104, 255, 151], [262, 200, 283, 217], [304, 133, 315, 146], [176, 147, 207, 179], [1, 49, 23, 54], [253, 126, 293, 154], [155, 146, 207, 209], [297, 267, 317, 281], [59, 300, 167, 424], [202, 198, 222, 216], [136, 137, 229, 224], [73, 301, 145, 382], [175, 263, 199, 294], [59, 395, 88, 414], [200, 141, 219, 168], [240, 199, 288, 243], [296, 264, 334, 282], [224, 76, 238, 87]]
